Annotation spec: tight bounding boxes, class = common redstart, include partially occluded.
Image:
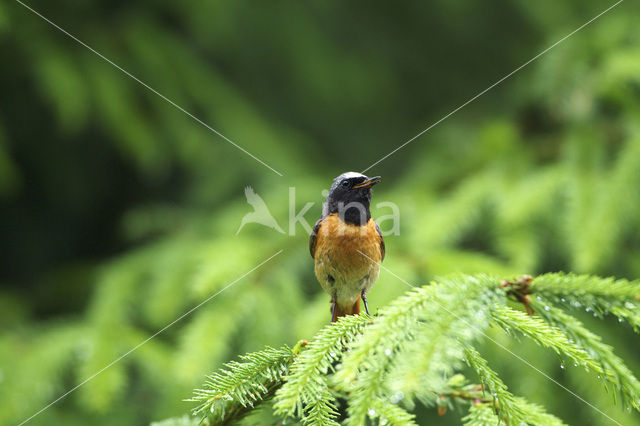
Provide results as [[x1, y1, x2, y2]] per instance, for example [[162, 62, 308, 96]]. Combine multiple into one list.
[[309, 172, 385, 322]]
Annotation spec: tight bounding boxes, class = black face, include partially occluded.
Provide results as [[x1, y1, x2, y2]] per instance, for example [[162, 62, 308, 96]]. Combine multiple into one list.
[[325, 172, 381, 225]]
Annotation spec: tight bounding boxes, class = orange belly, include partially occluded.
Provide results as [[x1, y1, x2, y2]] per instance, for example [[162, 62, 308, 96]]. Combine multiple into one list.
[[313, 214, 382, 311]]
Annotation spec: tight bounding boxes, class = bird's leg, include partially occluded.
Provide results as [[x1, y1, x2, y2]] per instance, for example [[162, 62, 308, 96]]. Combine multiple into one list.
[[361, 291, 370, 315], [330, 297, 337, 323]]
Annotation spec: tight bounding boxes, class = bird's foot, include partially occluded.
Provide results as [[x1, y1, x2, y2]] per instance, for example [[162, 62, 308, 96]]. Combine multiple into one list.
[[361, 291, 370, 315]]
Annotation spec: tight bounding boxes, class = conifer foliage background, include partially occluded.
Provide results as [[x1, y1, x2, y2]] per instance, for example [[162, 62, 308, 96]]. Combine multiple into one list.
[[1, 0, 640, 425]]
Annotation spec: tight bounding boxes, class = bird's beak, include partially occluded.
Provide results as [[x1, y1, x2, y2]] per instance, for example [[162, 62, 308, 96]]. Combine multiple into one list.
[[352, 176, 381, 189]]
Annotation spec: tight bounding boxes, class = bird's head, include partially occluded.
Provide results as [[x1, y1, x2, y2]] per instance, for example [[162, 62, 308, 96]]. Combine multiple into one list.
[[323, 172, 381, 225]]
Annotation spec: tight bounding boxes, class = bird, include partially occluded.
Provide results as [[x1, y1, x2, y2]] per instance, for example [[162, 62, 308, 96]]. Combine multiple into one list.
[[236, 186, 285, 234], [309, 172, 385, 322]]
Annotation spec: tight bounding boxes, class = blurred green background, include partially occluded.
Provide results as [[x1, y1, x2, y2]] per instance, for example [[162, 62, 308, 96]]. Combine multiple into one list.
[[1, 0, 640, 424]]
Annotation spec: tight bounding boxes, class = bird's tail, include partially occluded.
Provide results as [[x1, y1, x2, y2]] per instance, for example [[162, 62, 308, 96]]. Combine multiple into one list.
[[331, 299, 361, 322]]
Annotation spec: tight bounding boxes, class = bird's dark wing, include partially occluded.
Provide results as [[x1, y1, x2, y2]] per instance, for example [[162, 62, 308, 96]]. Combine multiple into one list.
[[375, 221, 385, 262], [309, 218, 323, 259]]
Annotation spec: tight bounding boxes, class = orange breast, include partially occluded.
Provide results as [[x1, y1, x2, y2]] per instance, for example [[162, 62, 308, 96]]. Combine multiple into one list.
[[315, 214, 381, 266], [313, 214, 382, 303]]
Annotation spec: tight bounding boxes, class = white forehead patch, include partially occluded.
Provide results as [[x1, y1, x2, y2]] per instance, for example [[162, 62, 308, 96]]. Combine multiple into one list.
[[338, 171, 366, 180]]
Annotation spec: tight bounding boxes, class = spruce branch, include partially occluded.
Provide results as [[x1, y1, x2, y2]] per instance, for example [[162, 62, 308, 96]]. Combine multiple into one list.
[[273, 314, 370, 423], [531, 273, 640, 330], [189, 344, 303, 424], [336, 275, 504, 425], [334, 286, 430, 386], [491, 305, 604, 375], [333, 285, 431, 425], [369, 397, 418, 426], [531, 297, 640, 410], [464, 346, 567, 425], [422, 375, 495, 417], [187, 272, 640, 425], [462, 403, 501, 426], [301, 387, 341, 426], [501, 274, 535, 315]]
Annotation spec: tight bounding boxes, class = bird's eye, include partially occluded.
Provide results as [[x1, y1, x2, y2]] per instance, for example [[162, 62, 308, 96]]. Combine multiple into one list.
[[341, 180, 350, 188]]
